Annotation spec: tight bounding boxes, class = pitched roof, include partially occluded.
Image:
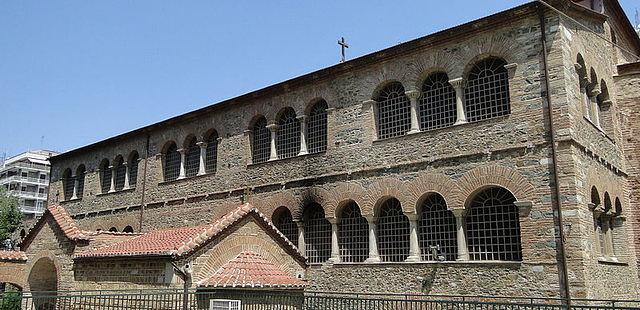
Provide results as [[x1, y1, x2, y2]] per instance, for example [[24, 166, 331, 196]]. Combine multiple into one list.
[[74, 203, 304, 262], [0, 250, 27, 262], [198, 251, 305, 289]]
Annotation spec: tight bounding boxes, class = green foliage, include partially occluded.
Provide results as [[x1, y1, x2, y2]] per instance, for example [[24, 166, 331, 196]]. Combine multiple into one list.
[[0, 291, 22, 310], [0, 187, 22, 243]]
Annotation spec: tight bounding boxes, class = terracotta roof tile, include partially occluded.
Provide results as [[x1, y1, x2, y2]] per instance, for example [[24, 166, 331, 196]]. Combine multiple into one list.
[[198, 251, 305, 289], [74, 203, 304, 262], [0, 250, 27, 262]]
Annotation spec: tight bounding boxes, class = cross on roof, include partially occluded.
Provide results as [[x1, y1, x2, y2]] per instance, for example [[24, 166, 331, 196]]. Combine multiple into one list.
[[338, 37, 349, 63]]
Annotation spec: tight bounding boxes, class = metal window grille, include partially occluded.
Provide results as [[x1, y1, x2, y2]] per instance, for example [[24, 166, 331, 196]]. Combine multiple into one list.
[[338, 202, 369, 263], [377, 198, 410, 262], [100, 162, 112, 193], [464, 58, 511, 122], [129, 153, 139, 188], [210, 299, 241, 310], [376, 82, 411, 139], [76, 167, 86, 198], [307, 100, 328, 153], [274, 208, 298, 247], [114, 159, 126, 191], [467, 187, 522, 261], [205, 133, 218, 174], [252, 118, 270, 164], [303, 203, 331, 263], [419, 194, 457, 261], [62, 170, 73, 200], [276, 109, 301, 159], [164, 144, 181, 182], [184, 140, 200, 178], [420, 72, 457, 131]]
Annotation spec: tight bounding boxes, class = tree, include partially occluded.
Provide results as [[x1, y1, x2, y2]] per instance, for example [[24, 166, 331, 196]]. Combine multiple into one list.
[[0, 187, 22, 245]]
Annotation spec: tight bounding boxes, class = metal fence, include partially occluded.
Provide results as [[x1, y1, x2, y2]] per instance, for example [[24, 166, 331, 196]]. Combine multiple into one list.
[[1, 289, 639, 310]]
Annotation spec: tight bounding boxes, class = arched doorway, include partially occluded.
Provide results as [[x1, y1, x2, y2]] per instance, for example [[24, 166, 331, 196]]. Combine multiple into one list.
[[28, 257, 58, 310]]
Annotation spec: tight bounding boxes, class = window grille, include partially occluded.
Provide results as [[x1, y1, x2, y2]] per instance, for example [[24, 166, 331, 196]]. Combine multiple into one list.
[[465, 58, 511, 122], [205, 132, 218, 174], [420, 72, 457, 131], [184, 138, 200, 178], [338, 201, 369, 263], [100, 161, 111, 193], [62, 169, 73, 200], [76, 166, 86, 198], [164, 144, 181, 182], [273, 208, 298, 247], [252, 118, 270, 164], [210, 300, 241, 310], [418, 194, 457, 261], [377, 198, 410, 262], [307, 100, 328, 153], [129, 153, 139, 188], [114, 158, 126, 191], [376, 83, 411, 140], [276, 108, 301, 159], [303, 203, 331, 264], [466, 187, 522, 261]]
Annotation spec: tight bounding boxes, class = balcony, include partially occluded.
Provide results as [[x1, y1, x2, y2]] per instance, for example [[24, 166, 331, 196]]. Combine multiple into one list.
[[3, 162, 50, 171], [9, 190, 47, 199], [21, 205, 45, 214], [0, 175, 49, 185]]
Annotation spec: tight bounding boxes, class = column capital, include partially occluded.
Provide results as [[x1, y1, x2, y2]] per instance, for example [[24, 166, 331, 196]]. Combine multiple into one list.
[[177, 148, 186, 154], [266, 123, 279, 131], [326, 217, 338, 225], [449, 77, 465, 88], [121, 161, 128, 167], [405, 213, 419, 221], [404, 90, 420, 101], [574, 63, 583, 72], [296, 115, 308, 121], [364, 215, 377, 224], [504, 63, 518, 77], [108, 165, 115, 170], [362, 99, 377, 107], [514, 201, 533, 216], [196, 142, 208, 148], [588, 88, 602, 98], [451, 209, 467, 218]]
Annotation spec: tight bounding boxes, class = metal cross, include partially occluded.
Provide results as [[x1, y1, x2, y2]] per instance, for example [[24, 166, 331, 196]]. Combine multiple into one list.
[[338, 37, 349, 62]]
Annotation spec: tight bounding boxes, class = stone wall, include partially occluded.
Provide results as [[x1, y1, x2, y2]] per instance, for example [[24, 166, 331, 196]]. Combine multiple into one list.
[[73, 259, 179, 291]]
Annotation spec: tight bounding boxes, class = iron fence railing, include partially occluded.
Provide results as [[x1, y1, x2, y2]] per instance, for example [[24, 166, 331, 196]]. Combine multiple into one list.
[[1, 290, 638, 310]]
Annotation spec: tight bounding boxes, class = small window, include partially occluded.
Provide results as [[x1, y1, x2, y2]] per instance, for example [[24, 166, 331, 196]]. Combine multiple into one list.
[[108, 227, 118, 232], [205, 131, 219, 174], [164, 143, 181, 182], [210, 299, 241, 310], [251, 117, 271, 164], [76, 165, 86, 198], [420, 72, 457, 131], [114, 156, 126, 191], [465, 57, 511, 122], [184, 137, 200, 178], [307, 100, 328, 153], [128, 152, 139, 188], [123, 226, 134, 233], [338, 201, 369, 263], [377, 198, 410, 262], [62, 169, 73, 200], [376, 82, 411, 139], [276, 108, 301, 159]]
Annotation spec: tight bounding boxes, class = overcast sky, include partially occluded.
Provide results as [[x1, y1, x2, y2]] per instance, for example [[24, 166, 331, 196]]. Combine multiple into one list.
[[1, 0, 638, 158]]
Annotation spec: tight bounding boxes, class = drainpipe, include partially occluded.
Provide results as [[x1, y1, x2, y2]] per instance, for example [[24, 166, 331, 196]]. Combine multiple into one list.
[[537, 3, 571, 306], [138, 134, 150, 232]]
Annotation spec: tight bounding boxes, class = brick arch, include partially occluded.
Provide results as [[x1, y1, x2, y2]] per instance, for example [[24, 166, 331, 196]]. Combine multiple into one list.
[[296, 187, 330, 220], [457, 165, 535, 207], [406, 173, 462, 212], [86, 215, 139, 233], [0, 261, 27, 290], [322, 183, 367, 218], [25, 252, 62, 292], [408, 50, 460, 90], [586, 169, 623, 206], [362, 178, 411, 216], [459, 33, 518, 77], [253, 191, 301, 221]]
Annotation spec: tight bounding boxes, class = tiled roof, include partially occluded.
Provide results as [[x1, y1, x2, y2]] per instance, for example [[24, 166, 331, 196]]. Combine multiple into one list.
[[0, 250, 27, 262], [48, 205, 89, 241], [198, 251, 305, 289], [74, 203, 304, 261]]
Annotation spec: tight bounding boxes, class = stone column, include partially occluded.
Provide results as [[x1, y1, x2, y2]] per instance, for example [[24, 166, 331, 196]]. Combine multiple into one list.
[[297, 115, 309, 156], [108, 165, 116, 193], [295, 220, 306, 255], [589, 88, 602, 129], [71, 176, 79, 200], [405, 213, 421, 262], [364, 216, 380, 263], [405, 90, 421, 134], [177, 148, 186, 180], [197, 142, 208, 176], [123, 162, 130, 190], [266, 124, 279, 161], [449, 78, 467, 125], [452, 209, 469, 261], [328, 218, 340, 263], [602, 215, 614, 258]]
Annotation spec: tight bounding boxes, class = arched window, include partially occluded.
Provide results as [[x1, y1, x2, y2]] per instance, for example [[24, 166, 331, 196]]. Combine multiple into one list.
[[184, 136, 200, 178], [338, 201, 368, 263], [128, 152, 139, 188], [108, 227, 118, 232], [418, 194, 457, 261], [76, 165, 86, 199], [420, 72, 456, 131], [114, 156, 126, 191], [123, 226, 134, 233], [598, 80, 612, 133], [576, 54, 590, 118], [163, 143, 181, 182], [99, 159, 111, 193], [273, 207, 298, 247], [377, 198, 410, 262], [467, 187, 522, 261], [376, 82, 411, 139], [307, 100, 328, 153], [303, 203, 331, 264], [465, 57, 510, 122], [251, 117, 270, 164], [62, 168, 73, 201], [276, 108, 301, 159], [205, 131, 219, 174]]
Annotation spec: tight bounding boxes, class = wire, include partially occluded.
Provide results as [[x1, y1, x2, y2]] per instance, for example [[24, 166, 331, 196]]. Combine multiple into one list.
[[537, 0, 640, 61]]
